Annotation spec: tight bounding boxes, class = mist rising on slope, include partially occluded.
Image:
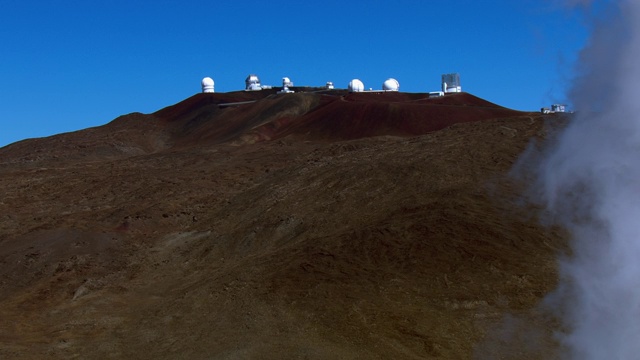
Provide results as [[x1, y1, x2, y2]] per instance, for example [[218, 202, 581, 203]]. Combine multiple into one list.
[[536, 0, 640, 358]]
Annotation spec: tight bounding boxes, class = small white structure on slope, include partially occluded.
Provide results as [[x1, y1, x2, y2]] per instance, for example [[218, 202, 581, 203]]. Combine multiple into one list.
[[348, 79, 365, 92], [442, 73, 462, 93], [201, 77, 215, 93], [245, 74, 262, 91], [325, 81, 334, 89], [382, 78, 400, 91]]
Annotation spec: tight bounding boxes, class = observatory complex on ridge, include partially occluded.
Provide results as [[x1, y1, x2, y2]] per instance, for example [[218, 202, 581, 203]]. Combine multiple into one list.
[[200, 73, 463, 95]]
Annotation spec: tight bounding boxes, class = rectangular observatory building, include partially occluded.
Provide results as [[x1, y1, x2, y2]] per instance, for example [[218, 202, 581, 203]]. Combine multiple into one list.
[[441, 73, 462, 93]]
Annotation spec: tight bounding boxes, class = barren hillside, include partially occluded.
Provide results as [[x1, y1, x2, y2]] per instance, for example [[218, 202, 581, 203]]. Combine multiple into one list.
[[0, 91, 566, 359]]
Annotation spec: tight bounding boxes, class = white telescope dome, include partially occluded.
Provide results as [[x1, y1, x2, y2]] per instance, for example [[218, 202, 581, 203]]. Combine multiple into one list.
[[382, 78, 400, 91], [245, 74, 262, 90], [278, 76, 295, 94], [201, 77, 215, 93], [348, 79, 365, 92], [282, 77, 293, 87]]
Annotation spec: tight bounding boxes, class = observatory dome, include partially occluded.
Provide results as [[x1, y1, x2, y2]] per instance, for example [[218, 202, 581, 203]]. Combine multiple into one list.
[[201, 77, 215, 93], [348, 79, 365, 92], [245, 74, 261, 91], [278, 77, 295, 93], [282, 77, 293, 87], [382, 78, 400, 91]]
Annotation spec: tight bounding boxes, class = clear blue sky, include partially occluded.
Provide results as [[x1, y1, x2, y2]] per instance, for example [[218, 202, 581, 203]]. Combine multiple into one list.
[[1, 0, 593, 147]]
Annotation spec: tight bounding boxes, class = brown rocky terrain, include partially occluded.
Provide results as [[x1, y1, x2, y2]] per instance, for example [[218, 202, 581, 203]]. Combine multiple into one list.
[[0, 90, 567, 359]]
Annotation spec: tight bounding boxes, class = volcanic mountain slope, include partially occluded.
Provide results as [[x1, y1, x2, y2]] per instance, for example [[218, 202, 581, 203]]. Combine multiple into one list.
[[0, 91, 566, 359], [0, 90, 525, 162]]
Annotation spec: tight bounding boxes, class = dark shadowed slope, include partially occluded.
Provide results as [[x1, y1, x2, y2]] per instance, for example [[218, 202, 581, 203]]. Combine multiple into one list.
[[280, 92, 526, 140], [162, 91, 530, 144]]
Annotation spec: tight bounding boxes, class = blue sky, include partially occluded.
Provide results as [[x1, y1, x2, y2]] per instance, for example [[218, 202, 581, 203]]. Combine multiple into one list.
[[1, 0, 594, 147]]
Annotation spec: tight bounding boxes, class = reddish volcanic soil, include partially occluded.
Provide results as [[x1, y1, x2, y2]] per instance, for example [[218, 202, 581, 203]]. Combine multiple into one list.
[[0, 91, 567, 359]]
